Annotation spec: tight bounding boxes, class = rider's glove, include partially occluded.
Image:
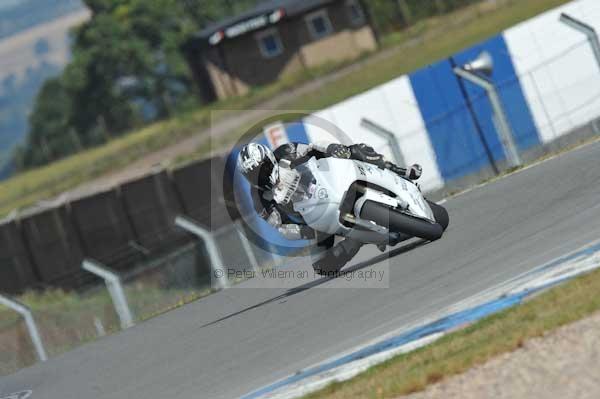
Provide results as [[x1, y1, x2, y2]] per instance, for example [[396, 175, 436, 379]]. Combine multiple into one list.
[[350, 144, 385, 169], [326, 144, 351, 159], [406, 164, 422, 180]]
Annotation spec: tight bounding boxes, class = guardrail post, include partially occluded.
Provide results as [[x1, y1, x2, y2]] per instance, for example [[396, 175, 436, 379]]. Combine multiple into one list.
[[82, 259, 135, 329], [174, 215, 230, 289], [0, 294, 47, 362]]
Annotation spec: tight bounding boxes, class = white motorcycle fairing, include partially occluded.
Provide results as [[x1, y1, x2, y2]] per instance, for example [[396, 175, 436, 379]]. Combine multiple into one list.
[[288, 157, 435, 241]]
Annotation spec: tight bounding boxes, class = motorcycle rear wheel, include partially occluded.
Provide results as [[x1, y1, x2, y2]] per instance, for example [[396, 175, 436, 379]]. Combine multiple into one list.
[[360, 201, 444, 241]]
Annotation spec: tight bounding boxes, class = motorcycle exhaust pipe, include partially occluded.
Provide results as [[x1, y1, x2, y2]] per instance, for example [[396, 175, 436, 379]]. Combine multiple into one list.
[[342, 213, 411, 246]]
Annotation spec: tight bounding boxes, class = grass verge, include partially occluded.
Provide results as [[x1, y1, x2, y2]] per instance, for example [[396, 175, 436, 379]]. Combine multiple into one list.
[[302, 265, 600, 399], [0, 0, 571, 217]]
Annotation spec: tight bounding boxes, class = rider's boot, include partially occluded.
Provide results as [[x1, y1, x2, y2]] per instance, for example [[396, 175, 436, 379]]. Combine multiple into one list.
[[313, 238, 362, 275], [377, 231, 412, 252]]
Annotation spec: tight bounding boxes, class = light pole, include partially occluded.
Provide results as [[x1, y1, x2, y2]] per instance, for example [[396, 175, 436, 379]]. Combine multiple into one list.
[[453, 51, 522, 168]]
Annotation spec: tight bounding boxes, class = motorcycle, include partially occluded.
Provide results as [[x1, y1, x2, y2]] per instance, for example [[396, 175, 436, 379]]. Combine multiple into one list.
[[274, 156, 449, 265]]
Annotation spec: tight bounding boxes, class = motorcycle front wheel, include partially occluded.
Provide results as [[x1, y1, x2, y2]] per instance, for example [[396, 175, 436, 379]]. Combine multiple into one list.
[[360, 201, 444, 241], [427, 200, 450, 231]]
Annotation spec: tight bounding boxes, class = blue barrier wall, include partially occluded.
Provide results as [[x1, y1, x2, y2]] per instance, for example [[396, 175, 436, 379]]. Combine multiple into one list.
[[409, 34, 539, 181], [453, 35, 540, 152], [409, 60, 495, 181]]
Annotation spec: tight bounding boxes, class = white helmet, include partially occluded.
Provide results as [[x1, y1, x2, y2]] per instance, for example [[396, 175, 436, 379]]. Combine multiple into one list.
[[237, 143, 279, 190]]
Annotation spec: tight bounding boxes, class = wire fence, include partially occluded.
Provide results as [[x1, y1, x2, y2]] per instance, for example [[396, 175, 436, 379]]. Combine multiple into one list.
[[366, 38, 600, 184]]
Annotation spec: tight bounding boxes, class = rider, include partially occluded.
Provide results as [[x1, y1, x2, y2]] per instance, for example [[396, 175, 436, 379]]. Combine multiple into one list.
[[237, 142, 423, 273]]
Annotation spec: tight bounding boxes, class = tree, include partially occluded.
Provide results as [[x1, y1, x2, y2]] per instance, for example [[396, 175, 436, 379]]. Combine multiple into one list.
[[53, 0, 235, 135], [395, 0, 412, 27], [17, 0, 263, 169], [17, 78, 75, 168]]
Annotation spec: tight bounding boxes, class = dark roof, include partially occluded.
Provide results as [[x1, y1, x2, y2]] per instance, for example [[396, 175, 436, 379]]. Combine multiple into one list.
[[195, 0, 335, 40]]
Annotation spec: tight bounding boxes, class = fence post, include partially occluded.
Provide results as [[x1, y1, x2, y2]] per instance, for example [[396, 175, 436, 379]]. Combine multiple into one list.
[[360, 118, 406, 166], [0, 294, 47, 362], [453, 66, 522, 168], [235, 220, 260, 272], [174, 215, 230, 289], [82, 259, 135, 329], [560, 13, 600, 73]]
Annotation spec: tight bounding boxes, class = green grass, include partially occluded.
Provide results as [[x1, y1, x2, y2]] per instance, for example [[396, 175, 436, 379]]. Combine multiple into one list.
[[303, 265, 600, 399], [0, 0, 571, 217]]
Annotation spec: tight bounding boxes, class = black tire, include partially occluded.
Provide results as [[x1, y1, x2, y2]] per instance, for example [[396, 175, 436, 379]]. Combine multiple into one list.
[[427, 200, 449, 231], [360, 201, 444, 241]]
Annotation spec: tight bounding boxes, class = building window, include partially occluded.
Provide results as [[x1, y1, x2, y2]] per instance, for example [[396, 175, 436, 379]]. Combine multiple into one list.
[[256, 28, 284, 58], [305, 9, 334, 40], [346, 0, 365, 25]]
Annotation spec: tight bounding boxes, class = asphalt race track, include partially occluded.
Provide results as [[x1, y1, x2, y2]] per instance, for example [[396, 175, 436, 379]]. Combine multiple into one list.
[[3, 140, 600, 399]]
